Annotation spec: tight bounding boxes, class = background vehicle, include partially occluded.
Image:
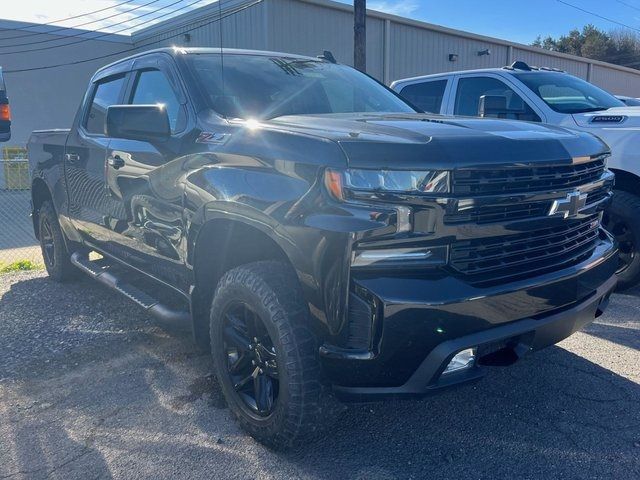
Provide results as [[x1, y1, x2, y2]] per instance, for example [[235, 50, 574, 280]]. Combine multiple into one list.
[[615, 95, 640, 107], [0, 67, 10, 142], [392, 62, 640, 289], [29, 49, 617, 449]]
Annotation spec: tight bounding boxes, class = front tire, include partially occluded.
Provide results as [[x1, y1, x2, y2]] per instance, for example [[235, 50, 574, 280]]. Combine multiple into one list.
[[209, 261, 323, 450], [602, 190, 640, 290], [38, 201, 77, 282]]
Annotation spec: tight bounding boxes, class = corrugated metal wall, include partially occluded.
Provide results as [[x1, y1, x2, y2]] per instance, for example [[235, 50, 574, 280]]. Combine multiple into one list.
[[133, 0, 268, 51], [132, 0, 640, 95], [389, 23, 509, 80], [266, 0, 385, 78], [591, 64, 640, 95], [511, 48, 589, 78]]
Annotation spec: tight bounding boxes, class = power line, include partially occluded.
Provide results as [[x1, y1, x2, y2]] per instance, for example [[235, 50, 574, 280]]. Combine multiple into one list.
[[2, 0, 138, 32], [0, 0, 162, 43], [615, 0, 640, 14], [0, 0, 211, 54], [556, 0, 640, 34], [4, 0, 263, 73]]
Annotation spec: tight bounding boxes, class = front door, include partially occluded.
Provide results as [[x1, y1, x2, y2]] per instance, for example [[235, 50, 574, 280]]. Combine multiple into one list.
[[103, 64, 192, 289], [450, 74, 543, 122]]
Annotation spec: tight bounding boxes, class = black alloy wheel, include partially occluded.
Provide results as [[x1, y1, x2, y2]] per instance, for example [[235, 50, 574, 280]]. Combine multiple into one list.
[[209, 261, 324, 450], [222, 301, 279, 417], [40, 215, 56, 268], [38, 200, 78, 282]]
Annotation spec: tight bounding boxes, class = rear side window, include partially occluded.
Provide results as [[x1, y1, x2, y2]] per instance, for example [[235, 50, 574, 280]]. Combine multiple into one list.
[[131, 70, 185, 133], [399, 80, 447, 113], [454, 76, 540, 122], [85, 75, 125, 134]]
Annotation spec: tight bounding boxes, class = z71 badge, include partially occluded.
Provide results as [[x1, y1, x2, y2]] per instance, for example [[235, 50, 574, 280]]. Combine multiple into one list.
[[196, 132, 230, 145]]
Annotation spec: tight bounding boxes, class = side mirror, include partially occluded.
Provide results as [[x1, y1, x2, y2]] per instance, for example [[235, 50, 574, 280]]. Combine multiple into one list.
[[478, 94, 527, 119], [478, 95, 508, 118], [106, 104, 170, 142]]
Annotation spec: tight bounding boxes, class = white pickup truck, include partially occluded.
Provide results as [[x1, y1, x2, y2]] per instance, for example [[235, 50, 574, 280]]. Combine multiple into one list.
[[391, 61, 640, 289]]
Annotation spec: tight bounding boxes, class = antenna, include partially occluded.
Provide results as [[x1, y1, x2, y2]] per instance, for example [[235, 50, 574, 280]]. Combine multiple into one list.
[[317, 50, 337, 64], [219, 0, 226, 106]]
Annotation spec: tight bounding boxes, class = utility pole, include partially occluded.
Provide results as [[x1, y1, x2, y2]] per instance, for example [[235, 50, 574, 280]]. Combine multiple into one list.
[[354, 0, 366, 72]]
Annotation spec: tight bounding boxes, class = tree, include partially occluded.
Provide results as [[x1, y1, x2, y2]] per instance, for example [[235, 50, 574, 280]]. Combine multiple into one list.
[[532, 25, 640, 70]]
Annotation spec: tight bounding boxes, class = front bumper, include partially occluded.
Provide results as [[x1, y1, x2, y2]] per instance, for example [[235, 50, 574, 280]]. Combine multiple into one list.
[[322, 235, 617, 400]]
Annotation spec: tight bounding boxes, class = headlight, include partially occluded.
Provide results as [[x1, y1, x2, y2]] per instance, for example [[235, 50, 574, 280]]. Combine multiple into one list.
[[325, 168, 450, 201], [352, 245, 448, 269]]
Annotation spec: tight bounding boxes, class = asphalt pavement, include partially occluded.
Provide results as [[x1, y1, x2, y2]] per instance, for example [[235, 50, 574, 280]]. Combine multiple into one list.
[[0, 270, 638, 480]]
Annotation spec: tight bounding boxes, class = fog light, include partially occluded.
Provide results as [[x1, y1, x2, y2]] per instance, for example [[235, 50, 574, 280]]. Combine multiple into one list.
[[442, 348, 476, 375]]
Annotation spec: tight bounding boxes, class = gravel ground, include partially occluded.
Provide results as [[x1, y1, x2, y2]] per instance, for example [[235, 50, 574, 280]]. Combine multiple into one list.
[[0, 270, 638, 480]]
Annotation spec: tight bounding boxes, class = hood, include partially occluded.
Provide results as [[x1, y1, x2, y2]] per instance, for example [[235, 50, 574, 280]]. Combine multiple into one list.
[[270, 113, 608, 169], [572, 106, 640, 129]]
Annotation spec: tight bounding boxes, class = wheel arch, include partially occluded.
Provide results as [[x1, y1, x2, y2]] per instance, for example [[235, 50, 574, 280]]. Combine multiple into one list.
[[189, 215, 303, 350], [31, 177, 53, 239], [609, 168, 640, 195]]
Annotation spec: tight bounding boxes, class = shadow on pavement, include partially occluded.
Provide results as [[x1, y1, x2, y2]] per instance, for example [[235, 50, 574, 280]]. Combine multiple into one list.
[[583, 322, 640, 350], [1, 275, 639, 479]]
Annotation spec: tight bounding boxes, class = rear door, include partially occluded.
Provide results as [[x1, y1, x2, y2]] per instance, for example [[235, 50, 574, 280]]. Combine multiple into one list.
[[65, 71, 129, 246], [396, 77, 450, 114]]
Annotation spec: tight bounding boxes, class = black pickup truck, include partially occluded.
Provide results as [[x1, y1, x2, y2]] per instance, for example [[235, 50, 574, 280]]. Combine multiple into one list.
[[28, 48, 617, 449]]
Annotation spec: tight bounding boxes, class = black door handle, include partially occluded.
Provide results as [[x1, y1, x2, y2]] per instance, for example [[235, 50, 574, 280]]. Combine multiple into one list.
[[107, 155, 125, 169]]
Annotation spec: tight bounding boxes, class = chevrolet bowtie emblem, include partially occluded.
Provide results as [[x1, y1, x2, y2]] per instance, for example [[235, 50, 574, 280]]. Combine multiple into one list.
[[549, 191, 588, 218]]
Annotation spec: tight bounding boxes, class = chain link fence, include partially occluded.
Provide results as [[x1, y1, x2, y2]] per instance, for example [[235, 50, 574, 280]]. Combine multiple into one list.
[[0, 147, 42, 267]]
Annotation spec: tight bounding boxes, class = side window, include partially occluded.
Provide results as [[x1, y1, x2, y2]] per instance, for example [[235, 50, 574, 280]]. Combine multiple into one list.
[[131, 70, 185, 133], [454, 76, 541, 122], [399, 80, 447, 113], [85, 75, 126, 134]]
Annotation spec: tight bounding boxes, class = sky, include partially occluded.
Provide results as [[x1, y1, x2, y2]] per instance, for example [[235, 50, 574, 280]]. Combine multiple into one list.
[[2, 0, 640, 44]]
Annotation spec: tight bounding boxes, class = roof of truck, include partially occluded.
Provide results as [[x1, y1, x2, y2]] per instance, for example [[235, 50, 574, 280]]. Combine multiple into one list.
[[95, 47, 325, 75], [391, 61, 567, 88]]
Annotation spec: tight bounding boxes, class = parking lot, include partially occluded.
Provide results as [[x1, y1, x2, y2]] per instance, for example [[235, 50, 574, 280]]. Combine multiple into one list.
[[0, 270, 638, 480]]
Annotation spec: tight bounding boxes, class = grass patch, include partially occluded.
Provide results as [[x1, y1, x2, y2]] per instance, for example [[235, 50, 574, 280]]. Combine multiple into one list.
[[0, 259, 43, 273]]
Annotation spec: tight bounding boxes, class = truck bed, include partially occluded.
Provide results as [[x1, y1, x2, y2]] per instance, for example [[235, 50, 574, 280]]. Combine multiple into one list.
[[27, 129, 70, 173]]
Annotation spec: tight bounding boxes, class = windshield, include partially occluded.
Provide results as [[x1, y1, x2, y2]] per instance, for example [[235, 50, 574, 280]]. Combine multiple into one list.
[[618, 96, 640, 107], [185, 53, 415, 119], [514, 72, 624, 114]]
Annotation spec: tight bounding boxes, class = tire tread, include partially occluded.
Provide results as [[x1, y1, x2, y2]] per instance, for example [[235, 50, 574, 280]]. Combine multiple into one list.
[[210, 261, 324, 450]]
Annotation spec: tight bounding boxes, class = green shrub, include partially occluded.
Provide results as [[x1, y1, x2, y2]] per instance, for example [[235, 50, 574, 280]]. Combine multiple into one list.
[[0, 260, 42, 273]]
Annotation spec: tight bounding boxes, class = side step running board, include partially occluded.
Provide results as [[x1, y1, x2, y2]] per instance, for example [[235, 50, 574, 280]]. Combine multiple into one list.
[[70, 252, 190, 323]]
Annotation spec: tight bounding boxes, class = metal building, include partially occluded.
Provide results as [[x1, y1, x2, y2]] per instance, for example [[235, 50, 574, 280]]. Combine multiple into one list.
[[3, 0, 640, 151]]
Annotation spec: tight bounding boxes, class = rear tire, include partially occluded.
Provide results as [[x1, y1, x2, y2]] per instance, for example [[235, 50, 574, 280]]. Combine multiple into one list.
[[602, 190, 640, 290], [38, 201, 77, 282], [209, 261, 324, 450]]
